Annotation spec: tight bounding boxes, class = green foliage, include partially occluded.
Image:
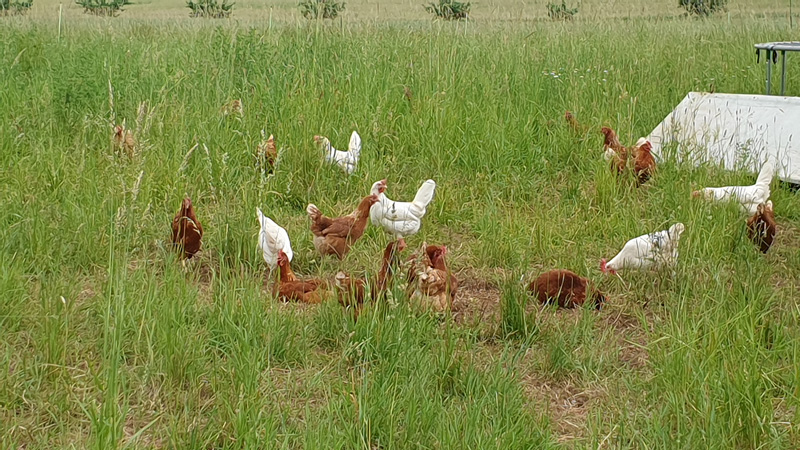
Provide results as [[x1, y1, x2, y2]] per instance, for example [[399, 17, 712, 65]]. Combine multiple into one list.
[[299, 0, 345, 19], [425, 0, 470, 20], [546, 0, 578, 20], [0, 0, 32, 15], [500, 278, 540, 341], [679, 0, 727, 16], [186, 0, 234, 18], [75, 0, 131, 16]]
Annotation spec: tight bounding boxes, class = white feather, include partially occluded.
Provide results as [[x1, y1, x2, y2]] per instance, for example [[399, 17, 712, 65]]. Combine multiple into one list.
[[256, 207, 293, 270], [320, 130, 361, 175], [696, 161, 773, 215], [605, 223, 685, 273], [370, 179, 436, 239]]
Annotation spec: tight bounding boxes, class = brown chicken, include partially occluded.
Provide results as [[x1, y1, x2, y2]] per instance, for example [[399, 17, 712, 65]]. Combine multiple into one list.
[[601, 126, 623, 152], [274, 250, 327, 304], [565, 111, 588, 134], [528, 269, 605, 310], [601, 127, 655, 185], [221, 99, 243, 117], [631, 139, 656, 186], [601, 126, 628, 174], [306, 195, 379, 259], [407, 244, 458, 312], [113, 124, 136, 157], [256, 132, 277, 173], [171, 197, 203, 259], [335, 240, 408, 318], [746, 201, 777, 254]]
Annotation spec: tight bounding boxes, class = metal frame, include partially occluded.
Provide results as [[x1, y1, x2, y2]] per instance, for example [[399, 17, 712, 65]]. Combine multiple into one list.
[[755, 42, 800, 96]]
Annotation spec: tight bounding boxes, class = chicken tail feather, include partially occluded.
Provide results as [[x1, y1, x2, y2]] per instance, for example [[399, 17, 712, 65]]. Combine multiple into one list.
[[412, 179, 437, 209]]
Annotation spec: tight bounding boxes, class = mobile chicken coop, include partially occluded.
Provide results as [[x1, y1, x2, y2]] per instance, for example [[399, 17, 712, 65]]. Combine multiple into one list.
[[647, 42, 800, 184]]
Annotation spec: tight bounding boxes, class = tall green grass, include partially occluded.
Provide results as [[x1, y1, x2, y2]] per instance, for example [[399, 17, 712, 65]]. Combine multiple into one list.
[[1, 14, 799, 448]]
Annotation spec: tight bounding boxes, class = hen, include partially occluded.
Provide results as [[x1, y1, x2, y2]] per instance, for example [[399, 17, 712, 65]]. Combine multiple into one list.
[[306, 194, 379, 259], [335, 240, 408, 318], [315, 131, 361, 175], [529, 270, 606, 310], [256, 207, 293, 271], [746, 201, 777, 254], [692, 161, 773, 215], [600, 223, 685, 275], [369, 179, 437, 247], [171, 197, 203, 259], [407, 244, 458, 312], [631, 138, 656, 185], [601, 126, 628, 174], [256, 131, 278, 173], [564, 111, 588, 135], [274, 250, 327, 303], [113, 124, 136, 157], [221, 99, 243, 117]]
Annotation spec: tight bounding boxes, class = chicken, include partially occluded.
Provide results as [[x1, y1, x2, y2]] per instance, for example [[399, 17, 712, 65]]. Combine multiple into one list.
[[274, 250, 327, 304], [256, 131, 278, 173], [565, 111, 588, 134], [315, 131, 361, 175], [746, 201, 777, 254], [334, 272, 366, 317], [306, 194, 379, 259], [113, 124, 136, 157], [407, 243, 458, 312], [256, 207, 293, 271], [600, 223, 686, 275], [692, 161, 774, 215], [221, 99, 243, 117], [601, 126, 624, 152], [632, 138, 656, 185], [335, 239, 409, 318], [529, 270, 606, 310], [369, 179, 437, 247], [171, 197, 203, 259], [601, 126, 627, 174]]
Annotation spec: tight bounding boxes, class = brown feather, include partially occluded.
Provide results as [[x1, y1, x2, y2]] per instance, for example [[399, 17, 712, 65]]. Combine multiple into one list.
[[307, 195, 379, 259], [746, 203, 777, 254], [528, 269, 605, 310], [171, 197, 203, 259]]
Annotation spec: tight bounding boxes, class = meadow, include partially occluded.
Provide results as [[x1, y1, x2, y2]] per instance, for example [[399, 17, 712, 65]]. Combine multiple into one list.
[[2, 0, 800, 448]]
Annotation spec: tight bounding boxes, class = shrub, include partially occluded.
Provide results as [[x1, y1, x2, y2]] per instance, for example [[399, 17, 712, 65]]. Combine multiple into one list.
[[1, 0, 33, 15], [546, 0, 577, 20], [186, 0, 234, 18], [299, 0, 345, 19], [425, 0, 470, 20], [75, 0, 131, 16], [678, 0, 727, 16]]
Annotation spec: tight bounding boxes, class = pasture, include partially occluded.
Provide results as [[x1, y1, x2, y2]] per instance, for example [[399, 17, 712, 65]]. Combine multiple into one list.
[[2, 0, 800, 448]]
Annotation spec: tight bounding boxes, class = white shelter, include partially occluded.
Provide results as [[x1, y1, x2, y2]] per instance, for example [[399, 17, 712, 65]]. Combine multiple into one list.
[[648, 92, 800, 183]]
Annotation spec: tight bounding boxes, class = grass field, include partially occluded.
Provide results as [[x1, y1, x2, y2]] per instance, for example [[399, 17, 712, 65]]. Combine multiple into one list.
[[2, 1, 800, 448]]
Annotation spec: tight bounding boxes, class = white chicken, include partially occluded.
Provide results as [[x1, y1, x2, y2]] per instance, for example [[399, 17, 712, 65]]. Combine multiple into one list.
[[600, 223, 686, 275], [315, 131, 361, 175], [369, 179, 437, 247], [692, 161, 774, 215], [256, 207, 293, 271]]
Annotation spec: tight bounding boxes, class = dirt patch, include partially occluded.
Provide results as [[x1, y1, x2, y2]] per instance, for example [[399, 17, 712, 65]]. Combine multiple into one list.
[[451, 270, 501, 327], [519, 372, 605, 443]]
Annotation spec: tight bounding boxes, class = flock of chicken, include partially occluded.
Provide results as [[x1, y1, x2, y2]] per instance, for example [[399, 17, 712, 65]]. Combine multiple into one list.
[[159, 105, 779, 317]]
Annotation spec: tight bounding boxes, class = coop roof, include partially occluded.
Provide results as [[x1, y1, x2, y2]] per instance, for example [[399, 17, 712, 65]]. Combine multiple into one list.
[[648, 92, 800, 183]]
